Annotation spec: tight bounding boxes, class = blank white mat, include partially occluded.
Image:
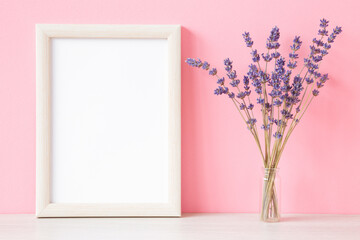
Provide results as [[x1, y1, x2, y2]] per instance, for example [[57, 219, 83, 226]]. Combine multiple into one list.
[[50, 38, 169, 203]]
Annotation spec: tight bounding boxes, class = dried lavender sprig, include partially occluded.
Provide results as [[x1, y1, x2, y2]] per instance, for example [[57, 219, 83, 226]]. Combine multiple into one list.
[[262, 26, 282, 161], [277, 24, 342, 165], [185, 59, 254, 125], [295, 21, 342, 120], [185, 57, 265, 162], [292, 19, 332, 119], [223, 58, 258, 133]]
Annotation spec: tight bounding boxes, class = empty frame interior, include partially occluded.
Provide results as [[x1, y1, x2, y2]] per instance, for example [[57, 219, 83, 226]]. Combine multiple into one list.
[[36, 25, 181, 217], [50, 38, 169, 203]]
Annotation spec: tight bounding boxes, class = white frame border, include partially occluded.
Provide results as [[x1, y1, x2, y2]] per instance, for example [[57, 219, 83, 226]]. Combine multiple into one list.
[[36, 24, 181, 217]]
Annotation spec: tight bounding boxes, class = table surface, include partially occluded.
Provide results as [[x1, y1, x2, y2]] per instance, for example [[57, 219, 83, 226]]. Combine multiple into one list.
[[0, 213, 359, 240]]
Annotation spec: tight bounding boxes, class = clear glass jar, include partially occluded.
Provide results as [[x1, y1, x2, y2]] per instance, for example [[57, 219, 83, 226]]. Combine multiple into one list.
[[260, 168, 281, 222]]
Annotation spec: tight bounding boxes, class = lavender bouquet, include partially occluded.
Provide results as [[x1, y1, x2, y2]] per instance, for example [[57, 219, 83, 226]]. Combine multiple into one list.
[[186, 19, 342, 222]]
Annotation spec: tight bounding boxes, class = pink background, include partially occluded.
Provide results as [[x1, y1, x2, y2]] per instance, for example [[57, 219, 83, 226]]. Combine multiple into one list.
[[0, 0, 359, 214]]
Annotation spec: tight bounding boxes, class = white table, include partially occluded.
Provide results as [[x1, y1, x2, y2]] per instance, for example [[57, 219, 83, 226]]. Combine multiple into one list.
[[0, 213, 359, 240]]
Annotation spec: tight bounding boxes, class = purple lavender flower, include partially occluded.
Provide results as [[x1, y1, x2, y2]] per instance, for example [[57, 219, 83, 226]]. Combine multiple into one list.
[[217, 77, 225, 85], [261, 124, 270, 130], [304, 58, 312, 68], [320, 18, 329, 28], [293, 37, 302, 46], [239, 103, 246, 110], [293, 75, 302, 83], [318, 29, 328, 36], [225, 65, 232, 72], [243, 76, 250, 86], [320, 74, 329, 83], [312, 55, 323, 63], [214, 86, 229, 95], [262, 53, 273, 62], [313, 71, 321, 79], [230, 79, 240, 87], [291, 36, 302, 51], [281, 109, 293, 119], [227, 70, 237, 79], [317, 82, 324, 88], [310, 63, 319, 70], [224, 58, 233, 72], [290, 76, 303, 98], [276, 57, 285, 67], [264, 103, 271, 111], [273, 99, 282, 107], [247, 118, 257, 126], [269, 89, 282, 98], [266, 26, 280, 50], [308, 68, 315, 74], [237, 92, 246, 99], [289, 53, 299, 59], [251, 49, 260, 62], [214, 87, 221, 95], [281, 109, 288, 116], [305, 77, 314, 84], [266, 42, 273, 49], [247, 104, 254, 110], [327, 33, 336, 43], [313, 38, 324, 47], [334, 26, 342, 34], [268, 26, 280, 42], [228, 92, 235, 98], [224, 58, 233, 66], [281, 84, 291, 93], [252, 78, 262, 94], [243, 76, 250, 91], [323, 43, 331, 50], [209, 68, 217, 76], [328, 26, 342, 43], [320, 49, 328, 56], [185, 58, 202, 68], [259, 71, 270, 83], [276, 57, 286, 72], [257, 98, 265, 104], [202, 61, 210, 70], [247, 64, 262, 95], [310, 46, 321, 55], [266, 42, 280, 50], [242, 32, 254, 47], [247, 64, 259, 78], [269, 73, 281, 89], [312, 89, 320, 96], [284, 73, 293, 83], [273, 132, 282, 139], [287, 61, 297, 69], [271, 52, 281, 59], [274, 119, 283, 126]]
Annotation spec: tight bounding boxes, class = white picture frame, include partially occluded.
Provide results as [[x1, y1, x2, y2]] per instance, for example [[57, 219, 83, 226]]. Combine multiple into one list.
[[36, 24, 181, 217]]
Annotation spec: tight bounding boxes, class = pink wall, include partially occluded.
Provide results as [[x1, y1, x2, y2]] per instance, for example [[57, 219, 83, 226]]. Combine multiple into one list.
[[0, 0, 359, 214]]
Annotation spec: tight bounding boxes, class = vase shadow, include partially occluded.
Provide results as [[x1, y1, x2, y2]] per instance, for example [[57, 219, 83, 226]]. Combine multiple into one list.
[[281, 214, 344, 222]]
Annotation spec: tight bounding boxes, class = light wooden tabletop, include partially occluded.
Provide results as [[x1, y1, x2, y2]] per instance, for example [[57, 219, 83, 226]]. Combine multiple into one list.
[[0, 213, 359, 240]]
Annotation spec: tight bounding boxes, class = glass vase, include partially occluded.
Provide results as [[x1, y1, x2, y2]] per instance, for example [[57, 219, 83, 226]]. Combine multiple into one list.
[[260, 168, 280, 222]]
